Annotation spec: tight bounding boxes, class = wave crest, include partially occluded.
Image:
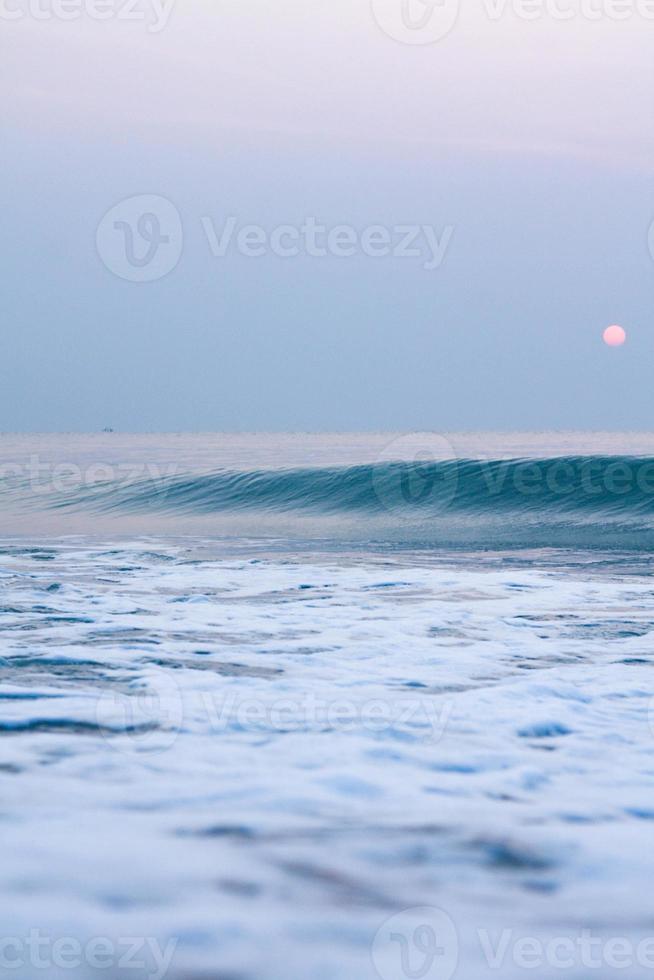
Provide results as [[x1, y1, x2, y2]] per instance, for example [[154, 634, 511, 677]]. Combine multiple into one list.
[[47, 456, 654, 519]]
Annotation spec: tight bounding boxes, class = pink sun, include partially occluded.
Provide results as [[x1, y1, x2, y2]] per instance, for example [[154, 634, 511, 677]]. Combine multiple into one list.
[[603, 325, 627, 347]]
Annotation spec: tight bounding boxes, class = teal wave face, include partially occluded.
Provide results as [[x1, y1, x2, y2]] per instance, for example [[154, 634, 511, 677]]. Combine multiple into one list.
[[45, 457, 654, 516], [6, 456, 654, 549]]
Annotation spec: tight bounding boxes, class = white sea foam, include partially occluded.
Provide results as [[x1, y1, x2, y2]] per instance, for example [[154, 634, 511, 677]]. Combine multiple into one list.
[[1, 541, 653, 978]]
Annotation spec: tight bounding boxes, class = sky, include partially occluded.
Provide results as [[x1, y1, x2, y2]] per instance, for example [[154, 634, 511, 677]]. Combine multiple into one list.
[[2, 0, 653, 431]]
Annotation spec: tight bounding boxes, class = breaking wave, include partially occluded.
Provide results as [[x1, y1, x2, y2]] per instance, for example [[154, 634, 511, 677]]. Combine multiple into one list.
[[26, 456, 654, 550]]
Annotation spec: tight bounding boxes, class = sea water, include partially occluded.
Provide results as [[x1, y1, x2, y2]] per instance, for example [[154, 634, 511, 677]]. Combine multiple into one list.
[[1, 433, 654, 979]]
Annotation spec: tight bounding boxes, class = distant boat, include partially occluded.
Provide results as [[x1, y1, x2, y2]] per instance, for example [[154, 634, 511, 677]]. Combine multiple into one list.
[[102, 427, 115, 433]]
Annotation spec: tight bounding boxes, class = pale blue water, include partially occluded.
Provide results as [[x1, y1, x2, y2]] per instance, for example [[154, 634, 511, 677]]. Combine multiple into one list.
[[1, 433, 654, 979]]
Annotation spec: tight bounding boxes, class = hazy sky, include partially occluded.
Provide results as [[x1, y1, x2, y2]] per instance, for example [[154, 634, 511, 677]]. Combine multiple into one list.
[[2, 0, 653, 431]]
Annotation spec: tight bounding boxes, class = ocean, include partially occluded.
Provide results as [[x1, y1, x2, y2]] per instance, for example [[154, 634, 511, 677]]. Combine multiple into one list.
[[1, 432, 654, 979]]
